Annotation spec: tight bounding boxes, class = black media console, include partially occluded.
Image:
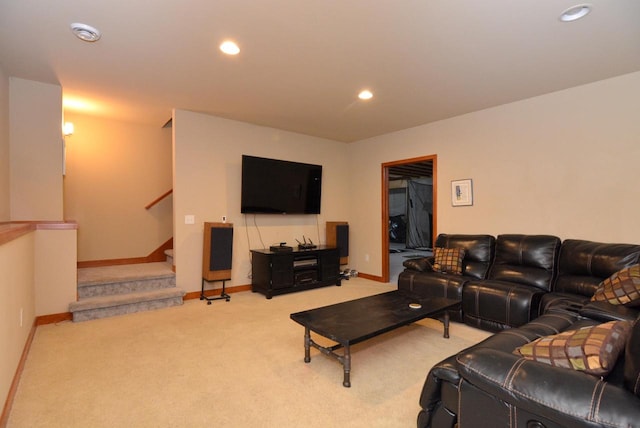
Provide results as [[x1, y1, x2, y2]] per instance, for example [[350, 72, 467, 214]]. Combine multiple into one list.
[[250, 246, 341, 299]]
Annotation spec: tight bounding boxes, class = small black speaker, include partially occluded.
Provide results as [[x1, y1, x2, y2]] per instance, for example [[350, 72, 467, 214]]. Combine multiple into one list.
[[327, 221, 349, 265], [202, 222, 233, 281]]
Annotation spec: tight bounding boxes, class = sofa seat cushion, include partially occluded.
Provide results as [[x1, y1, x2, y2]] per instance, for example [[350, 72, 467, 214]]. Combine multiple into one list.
[[591, 264, 640, 307], [463, 280, 546, 330], [514, 320, 632, 376]]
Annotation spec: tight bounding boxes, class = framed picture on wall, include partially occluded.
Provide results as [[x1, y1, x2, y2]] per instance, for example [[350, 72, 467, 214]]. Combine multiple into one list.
[[451, 179, 473, 206]]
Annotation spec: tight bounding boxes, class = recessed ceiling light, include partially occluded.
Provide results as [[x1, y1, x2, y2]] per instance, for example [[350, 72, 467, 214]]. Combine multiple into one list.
[[358, 90, 373, 100], [220, 41, 240, 55], [559, 4, 592, 22], [70, 23, 101, 42]]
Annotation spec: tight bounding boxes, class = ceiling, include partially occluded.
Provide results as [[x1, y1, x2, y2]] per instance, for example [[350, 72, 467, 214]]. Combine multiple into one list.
[[1, 1, 639, 143], [388, 161, 433, 180]]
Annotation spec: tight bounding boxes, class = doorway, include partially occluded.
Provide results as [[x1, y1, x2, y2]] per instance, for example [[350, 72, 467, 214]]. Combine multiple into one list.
[[382, 155, 437, 283]]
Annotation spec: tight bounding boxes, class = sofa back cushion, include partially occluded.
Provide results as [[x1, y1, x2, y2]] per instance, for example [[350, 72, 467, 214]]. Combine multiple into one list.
[[554, 239, 640, 297], [434, 234, 495, 280], [488, 234, 561, 291]]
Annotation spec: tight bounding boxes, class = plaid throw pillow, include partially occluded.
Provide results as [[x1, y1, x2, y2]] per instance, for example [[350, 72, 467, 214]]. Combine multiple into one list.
[[514, 320, 632, 376], [432, 247, 465, 275], [591, 264, 640, 307]]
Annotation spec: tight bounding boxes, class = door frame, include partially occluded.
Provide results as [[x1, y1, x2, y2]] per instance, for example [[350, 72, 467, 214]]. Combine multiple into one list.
[[381, 155, 437, 282]]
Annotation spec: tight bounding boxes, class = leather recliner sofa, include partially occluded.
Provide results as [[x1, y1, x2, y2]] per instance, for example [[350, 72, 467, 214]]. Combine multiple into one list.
[[399, 233, 565, 330], [404, 234, 640, 428], [398, 234, 495, 322]]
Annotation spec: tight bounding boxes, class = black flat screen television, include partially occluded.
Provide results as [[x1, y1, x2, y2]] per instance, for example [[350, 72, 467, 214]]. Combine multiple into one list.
[[241, 155, 322, 214]]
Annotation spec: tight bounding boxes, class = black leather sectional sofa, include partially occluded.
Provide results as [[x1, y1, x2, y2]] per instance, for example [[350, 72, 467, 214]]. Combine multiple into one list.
[[398, 234, 640, 428]]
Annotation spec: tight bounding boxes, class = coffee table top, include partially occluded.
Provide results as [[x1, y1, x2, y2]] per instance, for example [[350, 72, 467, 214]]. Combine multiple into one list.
[[290, 290, 460, 346]]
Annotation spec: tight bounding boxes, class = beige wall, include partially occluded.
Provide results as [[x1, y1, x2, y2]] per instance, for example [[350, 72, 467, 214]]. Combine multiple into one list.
[[63, 114, 172, 261], [173, 110, 349, 292], [34, 228, 78, 315], [0, 67, 9, 221], [347, 71, 640, 278], [9, 78, 63, 221], [0, 232, 36, 409]]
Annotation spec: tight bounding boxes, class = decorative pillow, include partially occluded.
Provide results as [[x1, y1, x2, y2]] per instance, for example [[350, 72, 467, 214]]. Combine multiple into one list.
[[514, 320, 632, 376], [402, 257, 434, 272], [591, 264, 640, 307], [432, 247, 465, 275]]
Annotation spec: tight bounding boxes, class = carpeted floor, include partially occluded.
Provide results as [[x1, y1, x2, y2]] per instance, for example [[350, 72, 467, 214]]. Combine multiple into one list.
[[7, 278, 489, 428]]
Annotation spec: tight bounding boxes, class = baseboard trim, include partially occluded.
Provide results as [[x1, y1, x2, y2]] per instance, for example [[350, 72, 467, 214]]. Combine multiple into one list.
[[35, 312, 73, 326], [1, 320, 37, 428], [78, 238, 173, 268], [184, 284, 252, 301], [357, 272, 384, 282]]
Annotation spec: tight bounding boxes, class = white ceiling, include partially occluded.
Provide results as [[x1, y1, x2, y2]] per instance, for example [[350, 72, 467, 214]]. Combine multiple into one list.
[[1, 1, 639, 142]]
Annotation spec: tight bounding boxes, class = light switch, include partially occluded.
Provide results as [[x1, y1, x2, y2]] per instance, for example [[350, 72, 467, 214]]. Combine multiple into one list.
[[185, 215, 195, 224]]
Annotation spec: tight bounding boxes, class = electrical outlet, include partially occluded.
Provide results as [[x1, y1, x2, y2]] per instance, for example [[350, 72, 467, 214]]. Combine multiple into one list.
[[185, 215, 195, 225], [365, 254, 370, 262], [222, 216, 227, 223]]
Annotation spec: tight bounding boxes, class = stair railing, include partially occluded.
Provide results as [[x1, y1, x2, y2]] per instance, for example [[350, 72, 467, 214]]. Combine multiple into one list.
[[145, 189, 173, 210]]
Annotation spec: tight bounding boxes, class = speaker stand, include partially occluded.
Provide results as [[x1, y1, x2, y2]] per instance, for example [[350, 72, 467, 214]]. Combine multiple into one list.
[[200, 278, 231, 305]]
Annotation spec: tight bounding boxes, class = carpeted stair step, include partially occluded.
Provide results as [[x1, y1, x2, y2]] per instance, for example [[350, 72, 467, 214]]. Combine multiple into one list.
[[78, 274, 176, 299], [164, 249, 174, 267], [69, 287, 185, 322]]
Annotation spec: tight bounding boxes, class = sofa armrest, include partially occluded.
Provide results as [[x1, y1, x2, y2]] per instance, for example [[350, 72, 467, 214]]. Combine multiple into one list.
[[419, 355, 460, 408], [457, 348, 640, 428], [397, 270, 467, 300], [418, 355, 461, 428], [579, 300, 640, 322]]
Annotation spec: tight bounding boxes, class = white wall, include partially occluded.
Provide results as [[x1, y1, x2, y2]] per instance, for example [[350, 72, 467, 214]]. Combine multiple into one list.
[[0, 67, 9, 221], [9, 78, 63, 221], [347, 71, 640, 278], [173, 110, 349, 292]]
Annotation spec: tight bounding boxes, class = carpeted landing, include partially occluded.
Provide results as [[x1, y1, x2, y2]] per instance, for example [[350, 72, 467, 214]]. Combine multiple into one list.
[[8, 278, 490, 428]]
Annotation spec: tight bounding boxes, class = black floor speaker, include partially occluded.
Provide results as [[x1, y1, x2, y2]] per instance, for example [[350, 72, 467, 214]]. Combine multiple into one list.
[[326, 221, 349, 265], [202, 222, 233, 281]]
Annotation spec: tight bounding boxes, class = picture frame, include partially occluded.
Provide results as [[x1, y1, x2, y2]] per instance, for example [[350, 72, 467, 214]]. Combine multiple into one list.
[[451, 179, 473, 206]]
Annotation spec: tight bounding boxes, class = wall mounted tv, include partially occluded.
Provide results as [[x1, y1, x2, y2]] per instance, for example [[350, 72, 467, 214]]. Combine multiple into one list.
[[241, 155, 322, 214]]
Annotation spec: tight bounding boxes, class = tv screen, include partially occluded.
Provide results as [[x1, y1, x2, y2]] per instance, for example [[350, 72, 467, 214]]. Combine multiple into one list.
[[241, 155, 322, 214]]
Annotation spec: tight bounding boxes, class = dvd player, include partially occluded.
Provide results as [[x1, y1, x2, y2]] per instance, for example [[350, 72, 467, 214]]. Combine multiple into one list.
[[270, 244, 293, 252]]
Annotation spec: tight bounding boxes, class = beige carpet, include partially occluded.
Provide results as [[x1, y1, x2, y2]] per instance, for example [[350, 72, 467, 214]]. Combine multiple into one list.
[[7, 278, 490, 428]]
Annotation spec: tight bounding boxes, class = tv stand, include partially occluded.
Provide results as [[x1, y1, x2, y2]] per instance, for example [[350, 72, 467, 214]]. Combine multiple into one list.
[[250, 246, 341, 299]]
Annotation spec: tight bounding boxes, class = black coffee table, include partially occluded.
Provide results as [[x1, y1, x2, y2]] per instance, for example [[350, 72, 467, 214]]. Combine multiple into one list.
[[290, 290, 461, 387]]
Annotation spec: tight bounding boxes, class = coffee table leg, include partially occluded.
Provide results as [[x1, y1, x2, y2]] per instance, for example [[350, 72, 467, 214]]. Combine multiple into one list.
[[304, 327, 311, 363], [343, 345, 351, 387], [443, 311, 450, 339]]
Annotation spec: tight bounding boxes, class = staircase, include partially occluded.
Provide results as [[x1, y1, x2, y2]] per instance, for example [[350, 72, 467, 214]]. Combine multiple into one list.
[[69, 261, 184, 322]]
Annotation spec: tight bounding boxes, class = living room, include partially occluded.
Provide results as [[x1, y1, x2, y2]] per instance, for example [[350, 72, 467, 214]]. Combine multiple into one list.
[[2, 1, 640, 426]]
